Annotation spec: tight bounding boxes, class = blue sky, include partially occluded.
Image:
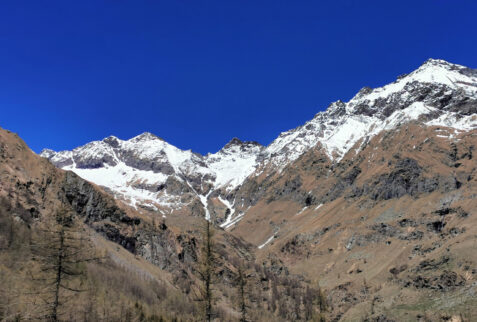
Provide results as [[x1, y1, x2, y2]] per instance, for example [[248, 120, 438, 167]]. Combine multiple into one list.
[[1, 1, 476, 154]]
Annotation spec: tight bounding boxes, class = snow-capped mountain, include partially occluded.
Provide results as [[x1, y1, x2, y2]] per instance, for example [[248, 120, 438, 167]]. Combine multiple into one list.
[[263, 59, 477, 168], [41, 133, 265, 213], [41, 59, 477, 224]]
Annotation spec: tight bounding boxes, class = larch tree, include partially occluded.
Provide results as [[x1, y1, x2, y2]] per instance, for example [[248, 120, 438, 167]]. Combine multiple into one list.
[[236, 263, 248, 322], [196, 219, 216, 322], [31, 207, 99, 321]]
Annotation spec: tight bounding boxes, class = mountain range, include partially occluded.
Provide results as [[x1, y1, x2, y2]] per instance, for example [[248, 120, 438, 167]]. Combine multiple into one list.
[[41, 58, 477, 230], [2, 58, 476, 321]]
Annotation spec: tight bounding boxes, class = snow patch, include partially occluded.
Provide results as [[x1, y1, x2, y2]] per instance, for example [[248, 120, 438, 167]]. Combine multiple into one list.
[[222, 212, 245, 230], [258, 235, 275, 249], [199, 191, 213, 221]]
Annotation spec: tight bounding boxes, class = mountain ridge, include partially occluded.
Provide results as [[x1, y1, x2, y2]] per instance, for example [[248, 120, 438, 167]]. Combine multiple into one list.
[[41, 59, 477, 158], [40, 58, 477, 227]]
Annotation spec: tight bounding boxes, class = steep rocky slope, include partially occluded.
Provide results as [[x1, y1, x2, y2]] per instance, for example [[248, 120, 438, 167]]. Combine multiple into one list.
[[231, 122, 477, 320]]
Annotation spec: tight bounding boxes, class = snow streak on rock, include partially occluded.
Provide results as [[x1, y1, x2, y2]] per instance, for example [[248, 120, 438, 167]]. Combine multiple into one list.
[[258, 235, 275, 249]]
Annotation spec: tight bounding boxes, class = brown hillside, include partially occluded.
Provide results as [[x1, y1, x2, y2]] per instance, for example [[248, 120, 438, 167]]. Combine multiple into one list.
[[227, 123, 477, 321]]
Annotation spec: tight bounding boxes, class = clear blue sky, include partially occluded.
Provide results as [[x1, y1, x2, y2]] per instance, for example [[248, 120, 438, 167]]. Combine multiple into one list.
[[1, 1, 476, 154]]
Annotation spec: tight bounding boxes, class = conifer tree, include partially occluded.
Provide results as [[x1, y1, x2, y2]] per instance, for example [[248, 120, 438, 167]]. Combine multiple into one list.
[[237, 264, 248, 322], [31, 207, 99, 321], [196, 220, 216, 322], [270, 278, 278, 313], [304, 285, 314, 320], [316, 285, 328, 322]]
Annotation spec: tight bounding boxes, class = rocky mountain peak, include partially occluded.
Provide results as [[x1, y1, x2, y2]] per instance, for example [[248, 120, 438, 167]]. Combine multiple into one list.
[[419, 58, 477, 80], [130, 132, 163, 143], [102, 135, 120, 148], [39, 148, 56, 158], [224, 137, 243, 147], [420, 58, 464, 70], [265, 59, 477, 169], [221, 137, 263, 152]]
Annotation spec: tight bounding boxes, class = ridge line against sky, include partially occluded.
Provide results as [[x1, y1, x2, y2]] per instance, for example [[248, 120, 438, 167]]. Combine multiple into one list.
[[38, 57, 474, 156], [1, 1, 476, 154]]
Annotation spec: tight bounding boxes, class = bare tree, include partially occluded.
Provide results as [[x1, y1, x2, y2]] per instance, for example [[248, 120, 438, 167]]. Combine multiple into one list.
[[316, 286, 328, 322], [317, 286, 327, 313], [271, 277, 279, 314], [237, 264, 248, 322], [196, 220, 216, 322], [31, 207, 99, 321], [303, 285, 314, 320]]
